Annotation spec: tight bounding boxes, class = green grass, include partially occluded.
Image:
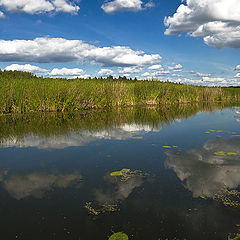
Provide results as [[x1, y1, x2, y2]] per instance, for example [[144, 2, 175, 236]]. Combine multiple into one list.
[[1, 70, 240, 114]]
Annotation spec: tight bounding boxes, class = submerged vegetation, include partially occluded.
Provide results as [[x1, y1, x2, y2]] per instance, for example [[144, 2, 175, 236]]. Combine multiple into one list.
[[1, 70, 240, 113]]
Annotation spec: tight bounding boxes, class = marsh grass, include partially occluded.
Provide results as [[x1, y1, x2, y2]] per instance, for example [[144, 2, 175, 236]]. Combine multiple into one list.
[[1, 70, 240, 114]]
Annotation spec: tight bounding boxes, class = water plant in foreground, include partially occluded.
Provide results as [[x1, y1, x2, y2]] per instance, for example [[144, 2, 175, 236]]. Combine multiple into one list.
[[108, 232, 129, 240]]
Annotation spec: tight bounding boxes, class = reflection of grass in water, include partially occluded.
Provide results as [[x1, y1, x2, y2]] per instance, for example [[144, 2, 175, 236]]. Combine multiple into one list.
[[1, 70, 240, 113], [0, 104, 235, 143]]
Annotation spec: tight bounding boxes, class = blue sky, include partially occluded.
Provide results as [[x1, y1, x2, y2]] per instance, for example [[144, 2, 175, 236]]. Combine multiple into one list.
[[0, 0, 240, 86]]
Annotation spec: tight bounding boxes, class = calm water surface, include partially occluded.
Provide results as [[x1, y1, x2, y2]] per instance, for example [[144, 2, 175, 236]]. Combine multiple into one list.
[[1, 105, 240, 240]]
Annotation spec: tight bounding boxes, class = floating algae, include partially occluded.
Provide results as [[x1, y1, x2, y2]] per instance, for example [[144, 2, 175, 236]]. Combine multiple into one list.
[[214, 151, 239, 156], [228, 233, 240, 240], [84, 201, 119, 216], [84, 202, 101, 216], [109, 232, 129, 240], [162, 146, 178, 149], [214, 151, 227, 156], [131, 137, 143, 139], [213, 188, 240, 208], [109, 168, 144, 182]]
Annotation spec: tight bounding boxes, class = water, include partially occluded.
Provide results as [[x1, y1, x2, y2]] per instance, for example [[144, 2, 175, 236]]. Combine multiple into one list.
[[1, 105, 240, 240]]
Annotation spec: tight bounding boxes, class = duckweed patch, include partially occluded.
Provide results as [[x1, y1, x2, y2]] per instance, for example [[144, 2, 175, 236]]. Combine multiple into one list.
[[213, 151, 239, 156], [162, 146, 178, 149], [84, 201, 119, 216], [85, 202, 101, 216], [228, 233, 240, 240], [213, 188, 240, 208], [108, 232, 129, 240], [110, 168, 144, 182]]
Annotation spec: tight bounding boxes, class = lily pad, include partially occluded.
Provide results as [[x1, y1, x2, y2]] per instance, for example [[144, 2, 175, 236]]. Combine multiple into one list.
[[109, 232, 129, 240], [214, 151, 226, 156], [110, 169, 131, 177], [227, 152, 238, 156]]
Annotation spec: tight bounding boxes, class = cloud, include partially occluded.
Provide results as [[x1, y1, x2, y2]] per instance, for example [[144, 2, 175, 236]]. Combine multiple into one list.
[[141, 72, 150, 77], [119, 66, 143, 74], [168, 64, 183, 71], [235, 73, 240, 78], [0, 37, 162, 67], [0, 10, 4, 17], [165, 137, 240, 198], [101, 0, 143, 13], [148, 64, 163, 70], [194, 72, 211, 77], [202, 77, 225, 82], [235, 65, 240, 71], [98, 68, 115, 77], [48, 67, 84, 76], [164, 0, 240, 49], [101, 0, 154, 13], [4, 63, 48, 73], [0, 0, 80, 15]]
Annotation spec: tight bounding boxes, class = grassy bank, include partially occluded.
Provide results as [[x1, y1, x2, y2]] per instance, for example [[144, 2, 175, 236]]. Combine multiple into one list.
[[1, 70, 240, 114]]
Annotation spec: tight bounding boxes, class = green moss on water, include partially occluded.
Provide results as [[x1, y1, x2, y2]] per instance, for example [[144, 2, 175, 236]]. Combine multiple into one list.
[[228, 233, 240, 240], [110, 169, 131, 177], [109, 169, 144, 182], [109, 232, 128, 240]]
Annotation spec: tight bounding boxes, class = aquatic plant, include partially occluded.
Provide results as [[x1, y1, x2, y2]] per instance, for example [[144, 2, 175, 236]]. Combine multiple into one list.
[[228, 233, 240, 240], [110, 169, 144, 182], [84, 201, 119, 216], [213, 188, 240, 208], [1, 70, 240, 114], [108, 232, 129, 240]]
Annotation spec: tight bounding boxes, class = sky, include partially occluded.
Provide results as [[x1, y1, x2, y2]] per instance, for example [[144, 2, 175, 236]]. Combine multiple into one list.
[[0, 0, 240, 86]]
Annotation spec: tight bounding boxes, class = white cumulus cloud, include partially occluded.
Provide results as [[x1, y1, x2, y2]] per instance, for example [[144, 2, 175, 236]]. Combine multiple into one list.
[[0, 37, 162, 67], [235, 65, 240, 71], [4, 63, 48, 73], [0, 10, 4, 17], [164, 0, 240, 49], [48, 67, 84, 76], [101, 0, 143, 13], [148, 64, 163, 70], [119, 66, 143, 74], [168, 64, 183, 71], [98, 68, 115, 77], [0, 0, 80, 15], [235, 73, 240, 78]]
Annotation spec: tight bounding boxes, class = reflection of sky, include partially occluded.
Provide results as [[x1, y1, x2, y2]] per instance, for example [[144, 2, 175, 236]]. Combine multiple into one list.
[[95, 176, 143, 205], [0, 171, 82, 200], [234, 107, 240, 122], [165, 137, 240, 198], [0, 123, 161, 150]]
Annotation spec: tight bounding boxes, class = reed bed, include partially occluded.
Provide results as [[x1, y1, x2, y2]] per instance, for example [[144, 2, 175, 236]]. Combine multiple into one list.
[[1, 70, 240, 114]]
